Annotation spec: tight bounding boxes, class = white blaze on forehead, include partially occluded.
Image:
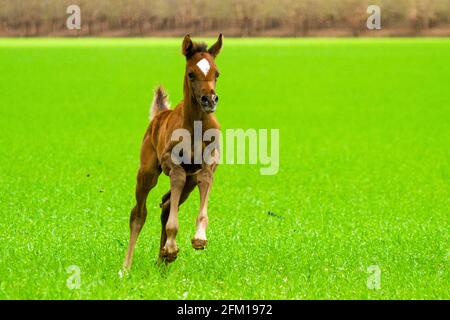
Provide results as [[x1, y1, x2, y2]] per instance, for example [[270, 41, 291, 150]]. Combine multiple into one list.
[[196, 58, 210, 76]]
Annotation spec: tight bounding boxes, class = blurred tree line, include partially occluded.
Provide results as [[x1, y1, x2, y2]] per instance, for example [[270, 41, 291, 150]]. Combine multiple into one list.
[[0, 0, 449, 36]]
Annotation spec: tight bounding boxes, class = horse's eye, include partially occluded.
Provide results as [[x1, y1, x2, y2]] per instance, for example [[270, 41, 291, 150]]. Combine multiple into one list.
[[215, 72, 220, 79], [188, 72, 195, 80]]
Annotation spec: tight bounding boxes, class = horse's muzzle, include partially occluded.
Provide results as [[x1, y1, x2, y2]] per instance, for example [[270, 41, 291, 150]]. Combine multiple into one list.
[[200, 94, 218, 113]]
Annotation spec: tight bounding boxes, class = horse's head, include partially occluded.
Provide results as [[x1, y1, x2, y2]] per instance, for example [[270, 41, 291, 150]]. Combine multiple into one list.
[[182, 34, 223, 113]]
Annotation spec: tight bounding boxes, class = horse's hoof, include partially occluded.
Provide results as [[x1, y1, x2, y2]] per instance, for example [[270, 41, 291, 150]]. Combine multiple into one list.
[[118, 268, 129, 279], [159, 247, 179, 263], [191, 238, 208, 250]]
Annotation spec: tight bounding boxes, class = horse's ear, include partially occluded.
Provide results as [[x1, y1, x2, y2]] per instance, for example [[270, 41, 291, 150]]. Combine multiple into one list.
[[182, 34, 194, 57], [208, 34, 223, 58]]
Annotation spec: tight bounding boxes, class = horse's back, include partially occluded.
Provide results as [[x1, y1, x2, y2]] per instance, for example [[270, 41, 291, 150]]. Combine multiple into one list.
[[148, 103, 184, 157]]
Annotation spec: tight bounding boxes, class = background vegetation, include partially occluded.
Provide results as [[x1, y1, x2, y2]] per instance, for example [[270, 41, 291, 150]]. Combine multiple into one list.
[[1, 0, 450, 37]]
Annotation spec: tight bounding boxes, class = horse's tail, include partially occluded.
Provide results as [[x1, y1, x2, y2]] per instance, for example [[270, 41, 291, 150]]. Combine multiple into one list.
[[149, 86, 170, 121]]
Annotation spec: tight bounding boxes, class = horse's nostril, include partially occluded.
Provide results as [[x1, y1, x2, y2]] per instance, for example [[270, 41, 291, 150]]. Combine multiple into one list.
[[201, 96, 208, 103], [214, 95, 219, 103]]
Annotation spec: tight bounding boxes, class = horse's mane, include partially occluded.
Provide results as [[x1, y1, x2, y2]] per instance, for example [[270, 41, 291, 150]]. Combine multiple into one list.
[[186, 42, 208, 58]]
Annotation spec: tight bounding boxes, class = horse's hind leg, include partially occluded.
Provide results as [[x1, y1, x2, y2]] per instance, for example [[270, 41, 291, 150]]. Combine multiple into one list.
[[123, 143, 160, 271], [159, 192, 171, 253]]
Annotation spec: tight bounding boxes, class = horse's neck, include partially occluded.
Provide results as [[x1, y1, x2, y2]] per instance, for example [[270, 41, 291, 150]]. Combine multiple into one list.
[[182, 101, 204, 126], [182, 84, 205, 126], [181, 78, 219, 130]]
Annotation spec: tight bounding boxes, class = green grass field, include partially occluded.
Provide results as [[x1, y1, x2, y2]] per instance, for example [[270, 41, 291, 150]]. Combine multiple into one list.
[[0, 38, 448, 299]]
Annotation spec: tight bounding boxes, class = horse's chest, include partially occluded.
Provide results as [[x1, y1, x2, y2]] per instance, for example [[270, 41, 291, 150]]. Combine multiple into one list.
[[160, 145, 205, 176], [182, 145, 204, 175], [182, 163, 203, 176]]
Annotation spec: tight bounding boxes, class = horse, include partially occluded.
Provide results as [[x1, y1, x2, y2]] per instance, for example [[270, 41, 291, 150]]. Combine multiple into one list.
[[123, 34, 223, 269]]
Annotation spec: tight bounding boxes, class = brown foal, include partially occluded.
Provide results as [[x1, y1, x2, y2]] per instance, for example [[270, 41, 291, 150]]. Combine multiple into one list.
[[123, 34, 223, 269]]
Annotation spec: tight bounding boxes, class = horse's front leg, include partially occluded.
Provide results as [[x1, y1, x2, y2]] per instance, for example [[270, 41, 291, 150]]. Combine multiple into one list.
[[192, 166, 214, 250], [160, 155, 187, 262]]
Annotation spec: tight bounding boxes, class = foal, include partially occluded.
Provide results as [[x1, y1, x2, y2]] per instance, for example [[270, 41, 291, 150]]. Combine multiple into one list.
[[123, 34, 223, 269]]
